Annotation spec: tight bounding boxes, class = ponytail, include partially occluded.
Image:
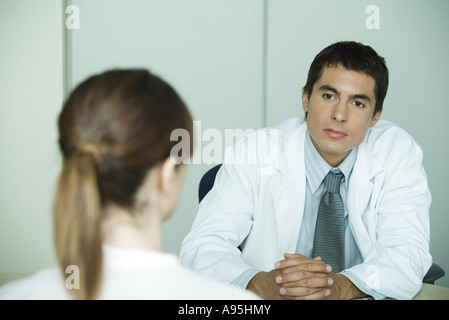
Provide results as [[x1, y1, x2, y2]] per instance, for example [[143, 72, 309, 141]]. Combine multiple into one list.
[[53, 142, 103, 300]]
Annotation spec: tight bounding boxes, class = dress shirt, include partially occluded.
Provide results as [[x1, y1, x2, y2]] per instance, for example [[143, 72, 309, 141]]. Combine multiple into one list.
[[299, 131, 361, 268]]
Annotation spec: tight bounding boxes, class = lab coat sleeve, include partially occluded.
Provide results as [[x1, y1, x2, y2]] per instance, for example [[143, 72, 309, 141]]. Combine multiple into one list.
[[179, 136, 261, 285], [346, 129, 432, 300]]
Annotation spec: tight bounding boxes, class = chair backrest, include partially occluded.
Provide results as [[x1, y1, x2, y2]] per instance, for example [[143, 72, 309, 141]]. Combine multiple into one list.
[[198, 164, 222, 203]]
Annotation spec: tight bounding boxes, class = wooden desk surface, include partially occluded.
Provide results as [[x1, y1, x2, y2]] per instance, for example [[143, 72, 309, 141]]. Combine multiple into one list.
[[413, 283, 449, 300]]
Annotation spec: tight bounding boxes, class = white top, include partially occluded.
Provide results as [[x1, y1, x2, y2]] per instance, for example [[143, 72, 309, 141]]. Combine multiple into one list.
[[0, 245, 261, 300]]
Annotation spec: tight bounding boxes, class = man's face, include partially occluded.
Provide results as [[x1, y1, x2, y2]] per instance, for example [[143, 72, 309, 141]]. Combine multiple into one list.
[[303, 64, 381, 167]]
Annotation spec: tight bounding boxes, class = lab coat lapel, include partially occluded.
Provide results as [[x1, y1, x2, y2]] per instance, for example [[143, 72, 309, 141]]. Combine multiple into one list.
[[272, 124, 307, 257], [347, 140, 383, 257]]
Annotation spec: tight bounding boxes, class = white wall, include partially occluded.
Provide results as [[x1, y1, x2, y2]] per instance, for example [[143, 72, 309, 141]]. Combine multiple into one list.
[[0, 0, 63, 277], [1, 0, 448, 289]]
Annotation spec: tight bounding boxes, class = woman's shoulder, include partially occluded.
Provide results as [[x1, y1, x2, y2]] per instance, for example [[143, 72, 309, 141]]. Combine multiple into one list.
[[0, 267, 71, 300]]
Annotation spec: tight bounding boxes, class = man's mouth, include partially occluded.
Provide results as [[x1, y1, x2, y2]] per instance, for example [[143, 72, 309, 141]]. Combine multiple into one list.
[[324, 128, 347, 138]]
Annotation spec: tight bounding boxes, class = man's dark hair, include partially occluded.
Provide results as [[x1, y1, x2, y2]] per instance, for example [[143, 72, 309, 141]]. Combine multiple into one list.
[[303, 41, 389, 118]]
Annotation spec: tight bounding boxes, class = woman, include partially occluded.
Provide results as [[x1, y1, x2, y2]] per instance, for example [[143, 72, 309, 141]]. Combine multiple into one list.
[[0, 69, 260, 300]]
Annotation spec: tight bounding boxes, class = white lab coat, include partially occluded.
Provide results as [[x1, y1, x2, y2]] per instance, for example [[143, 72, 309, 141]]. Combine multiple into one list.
[[180, 117, 432, 300]]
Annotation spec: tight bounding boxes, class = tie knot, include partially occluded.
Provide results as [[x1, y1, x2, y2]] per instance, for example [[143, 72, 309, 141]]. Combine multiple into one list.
[[323, 171, 344, 194]]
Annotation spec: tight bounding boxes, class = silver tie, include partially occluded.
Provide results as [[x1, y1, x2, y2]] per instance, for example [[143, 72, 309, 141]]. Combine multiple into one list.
[[312, 171, 345, 273]]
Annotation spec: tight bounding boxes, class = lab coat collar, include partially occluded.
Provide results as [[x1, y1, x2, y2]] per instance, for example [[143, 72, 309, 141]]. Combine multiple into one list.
[[276, 121, 383, 182], [354, 139, 384, 181], [276, 121, 307, 181], [347, 139, 384, 257]]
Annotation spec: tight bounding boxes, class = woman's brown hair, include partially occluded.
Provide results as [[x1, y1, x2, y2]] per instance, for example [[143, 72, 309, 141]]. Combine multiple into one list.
[[53, 69, 193, 300]]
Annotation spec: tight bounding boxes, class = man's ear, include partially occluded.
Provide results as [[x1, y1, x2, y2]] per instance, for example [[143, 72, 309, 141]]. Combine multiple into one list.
[[369, 109, 382, 128], [302, 90, 310, 113]]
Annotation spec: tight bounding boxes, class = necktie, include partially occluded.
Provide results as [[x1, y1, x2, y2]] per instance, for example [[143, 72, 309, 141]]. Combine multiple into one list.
[[312, 171, 345, 273]]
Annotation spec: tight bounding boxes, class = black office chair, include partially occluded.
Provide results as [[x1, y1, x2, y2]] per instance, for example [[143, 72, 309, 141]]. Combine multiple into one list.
[[198, 164, 445, 284], [198, 164, 222, 203], [424, 264, 445, 285]]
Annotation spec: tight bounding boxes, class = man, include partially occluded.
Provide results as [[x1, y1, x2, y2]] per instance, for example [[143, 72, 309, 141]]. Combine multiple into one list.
[[180, 41, 432, 300]]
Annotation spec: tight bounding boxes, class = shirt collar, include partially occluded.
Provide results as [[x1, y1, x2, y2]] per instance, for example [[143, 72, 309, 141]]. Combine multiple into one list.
[[304, 130, 357, 194], [102, 245, 180, 269]]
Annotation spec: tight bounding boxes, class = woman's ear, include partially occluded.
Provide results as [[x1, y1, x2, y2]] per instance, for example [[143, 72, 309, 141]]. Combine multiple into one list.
[[158, 156, 177, 193]]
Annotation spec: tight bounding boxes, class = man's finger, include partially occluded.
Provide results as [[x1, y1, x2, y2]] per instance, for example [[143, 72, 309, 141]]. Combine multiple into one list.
[[276, 272, 334, 287], [280, 287, 331, 300], [275, 257, 332, 273]]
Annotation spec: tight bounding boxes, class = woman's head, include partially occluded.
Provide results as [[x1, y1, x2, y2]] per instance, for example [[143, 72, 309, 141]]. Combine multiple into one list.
[[53, 69, 193, 299]]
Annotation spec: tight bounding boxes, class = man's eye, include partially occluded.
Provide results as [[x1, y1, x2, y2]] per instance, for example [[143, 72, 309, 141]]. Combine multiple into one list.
[[354, 101, 365, 108], [323, 94, 334, 100]]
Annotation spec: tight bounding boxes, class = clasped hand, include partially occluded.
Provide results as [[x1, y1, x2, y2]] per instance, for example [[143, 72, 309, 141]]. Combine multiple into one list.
[[247, 253, 354, 300], [275, 253, 333, 299]]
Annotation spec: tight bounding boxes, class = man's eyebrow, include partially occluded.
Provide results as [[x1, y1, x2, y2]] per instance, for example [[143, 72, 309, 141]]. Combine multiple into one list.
[[350, 94, 372, 103], [319, 85, 339, 95], [319, 85, 372, 104]]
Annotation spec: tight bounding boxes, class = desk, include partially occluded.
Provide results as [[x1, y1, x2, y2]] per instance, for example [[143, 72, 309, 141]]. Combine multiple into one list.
[[413, 283, 449, 300]]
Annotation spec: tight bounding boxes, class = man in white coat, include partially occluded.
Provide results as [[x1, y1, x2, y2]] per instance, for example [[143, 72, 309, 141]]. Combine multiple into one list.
[[180, 41, 432, 300]]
